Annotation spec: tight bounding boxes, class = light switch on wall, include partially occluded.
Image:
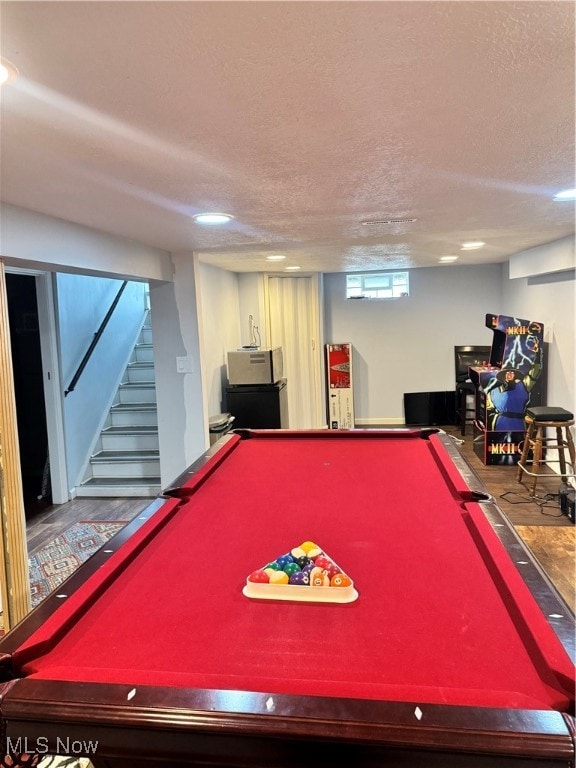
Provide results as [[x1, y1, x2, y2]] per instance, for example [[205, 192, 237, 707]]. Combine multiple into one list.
[[176, 356, 193, 373]]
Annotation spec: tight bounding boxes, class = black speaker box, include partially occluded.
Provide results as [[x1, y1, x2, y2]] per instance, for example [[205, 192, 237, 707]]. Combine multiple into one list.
[[403, 391, 456, 426], [560, 486, 575, 523]]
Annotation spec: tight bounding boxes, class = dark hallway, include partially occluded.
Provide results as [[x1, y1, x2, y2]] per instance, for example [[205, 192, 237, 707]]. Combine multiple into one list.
[[6, 273, 51, 516]]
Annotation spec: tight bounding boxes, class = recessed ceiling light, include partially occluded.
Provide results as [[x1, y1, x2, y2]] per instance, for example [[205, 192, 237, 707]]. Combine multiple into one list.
[[439, 256, 459, 262], [193, 212, 233, 225], [553, 189, 576, 202], [0, 59, 19, 85], [266, 255, 286, 261], [460, 241, 485, 250], [284, 266, 301, 271]]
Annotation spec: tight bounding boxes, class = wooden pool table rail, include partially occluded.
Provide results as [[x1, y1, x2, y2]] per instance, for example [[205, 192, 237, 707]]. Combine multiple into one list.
[[1, 677, 575, 767], [1, 429, 574, 767]]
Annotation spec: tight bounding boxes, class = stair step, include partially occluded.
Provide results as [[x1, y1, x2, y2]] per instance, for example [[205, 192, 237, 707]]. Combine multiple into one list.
[[101, 429, 159, 452], [134, 344, 154, 363], [118, 382, 157, 403], [81, 476, 161, 486], [125, 362, 155, 383], [77, 476, 161, 498], [118, 382, 156, 388], [110, 404, 158, 427], [102, 425, 158, 434], [91, 450, 159, 462], [90, 451, 160, 478], [111, 402, 157, 411]]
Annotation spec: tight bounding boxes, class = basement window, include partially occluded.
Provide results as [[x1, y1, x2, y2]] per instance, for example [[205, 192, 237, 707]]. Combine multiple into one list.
[[346, 271, 409, 299]]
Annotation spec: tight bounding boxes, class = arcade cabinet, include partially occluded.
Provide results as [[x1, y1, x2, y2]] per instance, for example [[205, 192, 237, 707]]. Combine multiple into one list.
[[468, 314, 545, 465]]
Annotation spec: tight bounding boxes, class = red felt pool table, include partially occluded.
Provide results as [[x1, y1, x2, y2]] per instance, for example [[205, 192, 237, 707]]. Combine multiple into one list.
[[1, 429, 574, 767]]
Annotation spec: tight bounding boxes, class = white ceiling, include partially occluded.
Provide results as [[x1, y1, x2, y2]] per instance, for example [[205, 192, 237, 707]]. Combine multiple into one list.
[[1, 1, 574, 274]]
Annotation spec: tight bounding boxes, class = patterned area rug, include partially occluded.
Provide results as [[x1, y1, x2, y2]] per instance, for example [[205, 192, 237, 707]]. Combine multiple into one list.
[[1, 523, 124, 765], [29, 520, 126, 607]]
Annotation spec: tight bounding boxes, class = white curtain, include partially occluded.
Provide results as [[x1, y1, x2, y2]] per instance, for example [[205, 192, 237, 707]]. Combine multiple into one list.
[[267, 276, 321, 429]]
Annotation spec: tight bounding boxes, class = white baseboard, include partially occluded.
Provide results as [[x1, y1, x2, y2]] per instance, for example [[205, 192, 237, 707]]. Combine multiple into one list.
[[354, 418, 405, 426]]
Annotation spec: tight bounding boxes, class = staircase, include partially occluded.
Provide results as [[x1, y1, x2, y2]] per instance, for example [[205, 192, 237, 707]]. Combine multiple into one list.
[[77, 314, 161, 497]]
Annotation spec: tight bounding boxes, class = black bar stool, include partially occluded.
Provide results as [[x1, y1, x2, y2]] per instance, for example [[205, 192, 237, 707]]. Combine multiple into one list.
[[517, 406, 575, 496], [455, 381, 476, 436]]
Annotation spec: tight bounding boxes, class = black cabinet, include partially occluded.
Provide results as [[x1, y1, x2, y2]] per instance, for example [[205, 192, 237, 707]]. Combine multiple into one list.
[[225, 379, 289, 429]]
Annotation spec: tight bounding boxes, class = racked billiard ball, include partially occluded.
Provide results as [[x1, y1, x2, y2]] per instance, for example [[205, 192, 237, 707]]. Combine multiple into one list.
[[331, 573, 352, 588], [323, 562, 341, 579], [248, 569, 269, 583], [276, 553, 295, 569], [269, 571, 290, 585], [309, 566, 330, 587], [289, 571, 310, 586], [290, 547, 307, 560]]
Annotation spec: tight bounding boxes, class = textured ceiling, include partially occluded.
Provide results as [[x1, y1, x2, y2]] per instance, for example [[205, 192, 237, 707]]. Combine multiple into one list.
[[0, 1, 574, 274]]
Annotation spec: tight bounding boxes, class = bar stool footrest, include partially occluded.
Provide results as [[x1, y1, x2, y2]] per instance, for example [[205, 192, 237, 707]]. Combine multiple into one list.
[[517, 461, 576, 479], [516, 409, 575, 496]]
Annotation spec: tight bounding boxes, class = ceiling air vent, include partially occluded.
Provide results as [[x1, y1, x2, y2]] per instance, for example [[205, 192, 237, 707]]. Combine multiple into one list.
[[361, 218, 418, 225]]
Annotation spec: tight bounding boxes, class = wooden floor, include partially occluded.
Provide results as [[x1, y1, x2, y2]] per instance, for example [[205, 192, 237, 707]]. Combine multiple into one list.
[[442, 424, 575, 612], [24, 496, 154, 554], [443, 424, 573, 527], [2, 425, 574, 629], [0, 497, 153, 633]]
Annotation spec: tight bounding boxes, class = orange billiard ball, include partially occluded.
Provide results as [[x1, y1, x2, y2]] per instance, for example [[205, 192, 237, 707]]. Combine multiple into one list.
[[331, 573, 352, 588]]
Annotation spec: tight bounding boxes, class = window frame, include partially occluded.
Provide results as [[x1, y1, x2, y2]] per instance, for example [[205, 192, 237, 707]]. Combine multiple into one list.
[[346, 271, 410, 300]]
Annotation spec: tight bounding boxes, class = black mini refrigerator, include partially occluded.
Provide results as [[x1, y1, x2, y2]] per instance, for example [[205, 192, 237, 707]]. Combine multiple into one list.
[[224, 378, 289, 429]]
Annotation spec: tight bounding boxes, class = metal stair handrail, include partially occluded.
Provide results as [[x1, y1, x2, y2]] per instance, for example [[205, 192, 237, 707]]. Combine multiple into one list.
[[64, 281, 128, 396]]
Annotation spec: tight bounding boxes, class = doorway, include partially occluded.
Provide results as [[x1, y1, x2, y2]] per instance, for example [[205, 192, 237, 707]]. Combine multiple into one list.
[[5, 274, 50, 515], [265, 274, 324, 429]]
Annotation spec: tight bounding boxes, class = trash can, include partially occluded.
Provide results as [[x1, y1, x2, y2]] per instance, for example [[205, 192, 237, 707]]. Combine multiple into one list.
[[208, 413, 235, 445]]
